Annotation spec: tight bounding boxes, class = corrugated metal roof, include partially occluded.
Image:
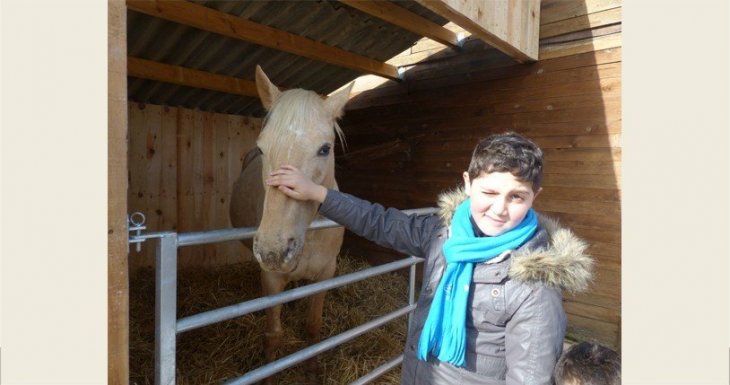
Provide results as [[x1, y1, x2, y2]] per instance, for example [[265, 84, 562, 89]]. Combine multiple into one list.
[[127, 0, 449, 116]]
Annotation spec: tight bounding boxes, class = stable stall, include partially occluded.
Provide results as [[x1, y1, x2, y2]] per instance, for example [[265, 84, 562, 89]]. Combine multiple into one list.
[[108, 1, 622, 383]]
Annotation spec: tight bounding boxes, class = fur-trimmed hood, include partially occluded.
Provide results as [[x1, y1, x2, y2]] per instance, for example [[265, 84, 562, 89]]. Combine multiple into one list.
[[437, 188, 593, 293]]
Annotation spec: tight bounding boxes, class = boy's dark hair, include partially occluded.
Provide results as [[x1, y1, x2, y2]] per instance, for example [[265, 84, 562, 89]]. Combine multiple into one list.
[[553, 342, 621, 385], [467, 132, 544, 191]]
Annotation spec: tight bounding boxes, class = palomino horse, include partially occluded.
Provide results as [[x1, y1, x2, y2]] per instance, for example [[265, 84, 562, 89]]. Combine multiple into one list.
[[230, 66, 351, 382]]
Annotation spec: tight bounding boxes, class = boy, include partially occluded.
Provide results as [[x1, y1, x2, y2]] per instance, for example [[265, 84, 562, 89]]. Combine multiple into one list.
[[266, 132, 593, 385], [553, 342, 621, 385]]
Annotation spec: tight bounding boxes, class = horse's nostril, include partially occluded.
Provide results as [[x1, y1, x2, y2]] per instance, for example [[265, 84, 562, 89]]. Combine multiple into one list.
[[284, 238, 297, 260]]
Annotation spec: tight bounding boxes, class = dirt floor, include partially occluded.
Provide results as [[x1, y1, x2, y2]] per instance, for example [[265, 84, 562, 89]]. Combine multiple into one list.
[[129, 255, 410, 385]]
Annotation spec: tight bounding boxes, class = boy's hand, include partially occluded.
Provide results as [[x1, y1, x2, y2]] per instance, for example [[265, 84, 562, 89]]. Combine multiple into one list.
[[266, 165, 327, 203]]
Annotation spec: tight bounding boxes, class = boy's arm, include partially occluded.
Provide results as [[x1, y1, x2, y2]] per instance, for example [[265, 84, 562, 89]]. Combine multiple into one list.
[[265, 165, 441, 256], [319, 189, 441, 257], [504, 286, 566, 385]]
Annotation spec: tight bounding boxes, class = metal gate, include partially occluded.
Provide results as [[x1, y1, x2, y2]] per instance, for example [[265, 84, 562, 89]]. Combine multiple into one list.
[[129, 207, 437, 385]]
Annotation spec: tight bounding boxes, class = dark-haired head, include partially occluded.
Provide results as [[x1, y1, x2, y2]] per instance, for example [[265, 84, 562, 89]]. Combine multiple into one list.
[[467, 132, 544, 192], [554, 342, 621, 385]]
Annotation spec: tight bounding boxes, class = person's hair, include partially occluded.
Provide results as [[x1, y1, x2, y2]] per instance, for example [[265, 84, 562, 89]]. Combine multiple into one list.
[[467, 132, 544, 191], [553, 342, 621, 385]]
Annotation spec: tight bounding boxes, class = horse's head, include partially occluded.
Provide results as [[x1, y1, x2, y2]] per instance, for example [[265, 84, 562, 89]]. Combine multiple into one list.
[[252, 65, 352, 273]]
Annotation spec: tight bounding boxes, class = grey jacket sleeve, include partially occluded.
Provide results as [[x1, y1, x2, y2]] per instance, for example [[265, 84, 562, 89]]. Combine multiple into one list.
[[319, 189, 442, 257], [504, 285, 566, 385]]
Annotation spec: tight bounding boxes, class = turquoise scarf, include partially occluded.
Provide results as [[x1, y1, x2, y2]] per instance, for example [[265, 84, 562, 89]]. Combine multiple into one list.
[[417, 199, 538, 367]]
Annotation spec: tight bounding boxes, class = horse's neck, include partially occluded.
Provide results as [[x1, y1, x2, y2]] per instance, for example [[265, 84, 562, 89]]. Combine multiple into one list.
[[241, 146, 262, 171]]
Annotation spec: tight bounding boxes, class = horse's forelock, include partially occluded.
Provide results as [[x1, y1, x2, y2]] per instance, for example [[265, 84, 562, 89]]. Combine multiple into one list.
[[262, 89, 345, 152]]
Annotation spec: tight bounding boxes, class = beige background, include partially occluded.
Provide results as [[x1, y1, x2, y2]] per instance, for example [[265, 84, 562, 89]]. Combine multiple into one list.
[[621, 0, 729, 383], [1, 1, 108, 383], [0, 0, 728, 383]]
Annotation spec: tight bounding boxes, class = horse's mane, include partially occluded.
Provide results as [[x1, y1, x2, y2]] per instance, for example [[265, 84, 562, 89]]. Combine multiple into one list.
[[263, 89, 347, 152]]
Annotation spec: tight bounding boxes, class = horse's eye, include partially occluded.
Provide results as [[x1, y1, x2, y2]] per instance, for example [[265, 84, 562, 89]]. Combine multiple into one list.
[[317, 143, 331, 157]]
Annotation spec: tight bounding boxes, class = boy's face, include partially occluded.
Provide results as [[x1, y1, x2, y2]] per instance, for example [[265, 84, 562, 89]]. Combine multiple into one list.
[[463, 171, 541, 236]]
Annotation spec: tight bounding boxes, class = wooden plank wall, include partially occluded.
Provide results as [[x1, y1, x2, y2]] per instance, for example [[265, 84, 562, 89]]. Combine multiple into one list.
[[127, 103, 262, 271], [336, 0, 621, 349]]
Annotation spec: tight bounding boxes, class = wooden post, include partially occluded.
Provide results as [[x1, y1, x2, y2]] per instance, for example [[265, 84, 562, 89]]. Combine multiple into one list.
[[108, 0, 129, 383]]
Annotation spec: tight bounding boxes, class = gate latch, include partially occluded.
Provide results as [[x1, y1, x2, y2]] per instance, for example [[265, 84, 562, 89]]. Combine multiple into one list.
[[128, 212, 147, 253]]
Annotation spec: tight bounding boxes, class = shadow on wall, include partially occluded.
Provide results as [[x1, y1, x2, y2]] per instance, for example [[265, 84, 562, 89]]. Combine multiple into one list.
[[335, 0, 622, 350]]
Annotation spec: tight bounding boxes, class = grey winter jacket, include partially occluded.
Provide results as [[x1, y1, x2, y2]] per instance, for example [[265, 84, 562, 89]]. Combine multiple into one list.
[[319, 188, 592, 385]]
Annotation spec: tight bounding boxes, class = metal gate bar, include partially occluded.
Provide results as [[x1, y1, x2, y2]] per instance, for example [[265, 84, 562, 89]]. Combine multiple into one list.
[[222, 305, 416, 385], [176, 207, 438, 247], [177, 256, 423, 333], [350, 355, 404, 385], [138, 207, 438, 385], [155, 233, 178, 385]]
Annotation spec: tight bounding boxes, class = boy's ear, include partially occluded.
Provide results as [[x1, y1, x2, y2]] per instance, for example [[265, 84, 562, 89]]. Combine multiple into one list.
[[533, 186, 543, 200], [462, 172, 471, 196]]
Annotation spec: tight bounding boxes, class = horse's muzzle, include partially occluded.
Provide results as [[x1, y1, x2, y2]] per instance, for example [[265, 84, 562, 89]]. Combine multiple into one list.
[[253, 236, 302, 273]]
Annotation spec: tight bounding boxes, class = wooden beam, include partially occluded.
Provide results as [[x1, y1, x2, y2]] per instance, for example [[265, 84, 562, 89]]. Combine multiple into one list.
[[127, 56, 259, 97], [541, 0, 620, 25], [339, 0, 462, 48], [541, 7, 621, 39], [126, 0, 401, 80], [416, 0, 541, 62]]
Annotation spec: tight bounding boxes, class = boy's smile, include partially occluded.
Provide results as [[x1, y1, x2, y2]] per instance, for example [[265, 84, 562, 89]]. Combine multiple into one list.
[[463, 171, 541, 236]]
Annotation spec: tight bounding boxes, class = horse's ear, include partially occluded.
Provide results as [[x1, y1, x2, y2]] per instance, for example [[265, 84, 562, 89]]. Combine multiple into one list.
[[324, 81, 354, 120], [255, 65, 281, 111]]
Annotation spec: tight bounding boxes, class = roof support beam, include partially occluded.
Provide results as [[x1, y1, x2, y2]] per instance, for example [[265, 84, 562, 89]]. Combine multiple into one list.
[[415, 0, 541, 62], [127, 57, 259, 98], [339, 0, 462, 49], [126, 0, 401, 80]]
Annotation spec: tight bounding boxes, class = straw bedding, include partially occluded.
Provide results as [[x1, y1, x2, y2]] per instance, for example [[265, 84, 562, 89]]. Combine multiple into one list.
[[129, 254, 410, 385]]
